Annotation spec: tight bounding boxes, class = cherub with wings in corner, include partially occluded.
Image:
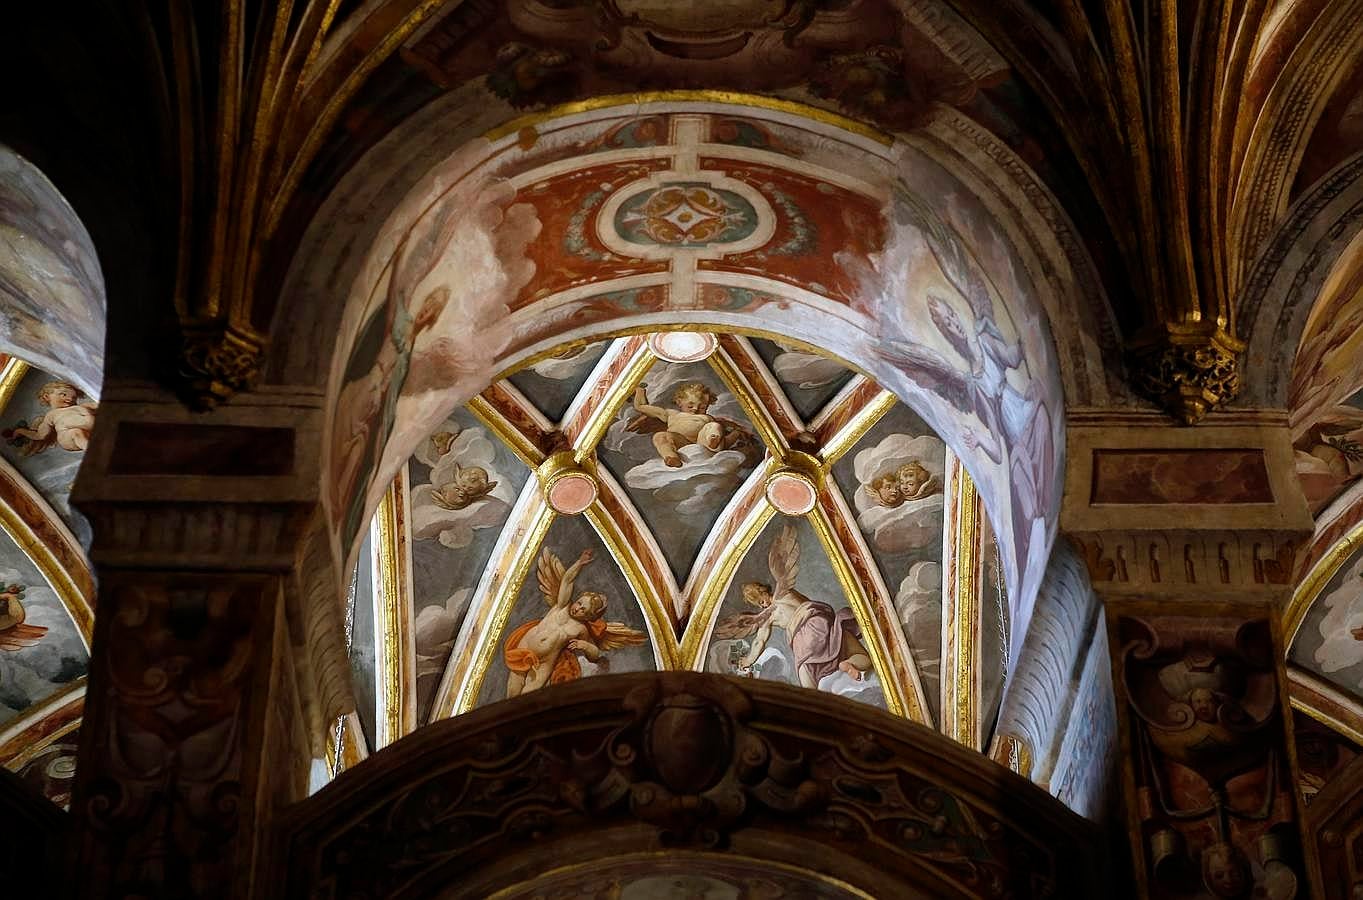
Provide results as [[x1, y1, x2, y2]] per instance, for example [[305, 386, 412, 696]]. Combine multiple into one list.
[[714, 524, 872, 689], [502, 547, 647, 698]]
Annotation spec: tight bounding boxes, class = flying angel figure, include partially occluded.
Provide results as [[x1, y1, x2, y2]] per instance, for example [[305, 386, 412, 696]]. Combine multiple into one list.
[[502, 548, 647, 698], [715, 524, 871, 689], [876, 189, 1054, 573]]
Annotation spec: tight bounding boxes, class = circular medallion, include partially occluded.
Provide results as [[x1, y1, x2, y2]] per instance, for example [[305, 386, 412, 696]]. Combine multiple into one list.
[[765, 469, 818, 516], [648, 331, 717, 363], [546, 471, 598, 515]]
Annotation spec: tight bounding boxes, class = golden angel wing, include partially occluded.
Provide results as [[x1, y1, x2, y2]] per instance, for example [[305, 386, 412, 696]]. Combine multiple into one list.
[[596, 622, 648, 651], [536, 549, 566, 606], [768, 523, 800, 597]]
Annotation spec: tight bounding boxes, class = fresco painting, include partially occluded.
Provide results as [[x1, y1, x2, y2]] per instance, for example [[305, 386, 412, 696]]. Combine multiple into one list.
[[751, 337, 855, 421], [325, 107, 1065, 672], [598, 360, 763, 581], [0, 525, 85, 726], [505, 340, 609, 423], [1291, 543, 1363, 700], [408, 408, 529, 721], [706, 517, 887, 710], [865, 176, 1062, 653], [831, 402, 946, 720], [0, 365, 94, 549], [476, 513, 654, 709], [0, 148, 105, 397], [1290, 232, 1363, 513], [329, 141, 543, 553], [348, 528, 377, 751]]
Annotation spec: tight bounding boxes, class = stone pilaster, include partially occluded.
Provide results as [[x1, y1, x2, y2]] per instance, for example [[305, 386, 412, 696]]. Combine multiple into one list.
[[66, 381, 336, 900], [1063, 410, 1316, 898]]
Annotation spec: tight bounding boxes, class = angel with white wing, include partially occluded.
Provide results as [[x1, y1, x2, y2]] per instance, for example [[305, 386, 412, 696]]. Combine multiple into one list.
[[714, 524, 872, 689], [502, 547, 647, 698]]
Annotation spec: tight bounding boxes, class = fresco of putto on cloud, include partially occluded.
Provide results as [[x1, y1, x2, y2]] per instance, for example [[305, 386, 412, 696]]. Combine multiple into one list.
[[411, 420, 516, 549], [851, 432, 946, 554], [602, 364, 760, 513]]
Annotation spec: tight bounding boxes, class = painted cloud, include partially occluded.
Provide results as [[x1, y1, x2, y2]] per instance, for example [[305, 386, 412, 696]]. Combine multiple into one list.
[[1314, 553, 1363, 676], [852, 433, 946, 554], [410, 425, 515, 549]]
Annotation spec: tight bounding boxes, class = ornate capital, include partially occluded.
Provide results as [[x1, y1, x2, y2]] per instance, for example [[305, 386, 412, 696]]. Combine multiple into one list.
[[178, 322, 266, 410], [1128, 324, 1246, 424]]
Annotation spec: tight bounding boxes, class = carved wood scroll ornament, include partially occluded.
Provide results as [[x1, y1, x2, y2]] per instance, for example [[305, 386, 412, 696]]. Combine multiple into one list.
[[280, 672, 1101, 899]]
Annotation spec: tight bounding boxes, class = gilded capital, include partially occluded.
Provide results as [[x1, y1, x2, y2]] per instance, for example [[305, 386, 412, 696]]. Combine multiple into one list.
[[1128, 324, 1245, 424], [178, 323, 266, 410]]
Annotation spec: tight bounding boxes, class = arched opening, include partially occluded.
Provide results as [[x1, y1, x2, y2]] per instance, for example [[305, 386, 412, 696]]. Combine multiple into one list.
[[315, 98, 1070, 688]]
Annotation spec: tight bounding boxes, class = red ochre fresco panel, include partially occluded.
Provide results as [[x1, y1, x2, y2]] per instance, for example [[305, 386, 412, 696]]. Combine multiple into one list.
[[1090, 449, 1274, 505], [513, 160, 672, 308], [697, 159, 886, 305]]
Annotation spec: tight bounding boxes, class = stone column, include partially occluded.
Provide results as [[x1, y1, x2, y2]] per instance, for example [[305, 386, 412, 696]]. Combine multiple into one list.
[[1063, 411, 1317, 899], [66, 382, 338, 900]]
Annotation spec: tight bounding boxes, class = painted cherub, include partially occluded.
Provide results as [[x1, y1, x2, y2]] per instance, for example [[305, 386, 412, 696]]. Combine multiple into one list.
[[428, 427, 461, 458], [0, 583, 46, 651], [430, 463, 497, 511], [4, 381, 97, 455], [896, 461, 942, 501], [715, 524, 872, 688], [864, 473, 903, 508], [503, 548, 646, 698], [630, 381, 726, 467]]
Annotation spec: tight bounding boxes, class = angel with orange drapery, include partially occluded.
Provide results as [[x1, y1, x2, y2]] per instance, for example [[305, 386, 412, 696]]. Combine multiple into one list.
[[503, 548, 646, 698], [0, 583, 45, 651]]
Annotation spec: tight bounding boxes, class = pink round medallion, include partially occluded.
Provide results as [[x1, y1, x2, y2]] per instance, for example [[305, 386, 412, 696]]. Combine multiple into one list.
[[648, 331, 717, 363], [547, 473, 598, 515], [766, 472, 817, 516]]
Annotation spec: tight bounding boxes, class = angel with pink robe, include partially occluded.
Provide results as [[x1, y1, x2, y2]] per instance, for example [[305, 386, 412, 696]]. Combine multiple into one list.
[[715, 524, 872, 689]]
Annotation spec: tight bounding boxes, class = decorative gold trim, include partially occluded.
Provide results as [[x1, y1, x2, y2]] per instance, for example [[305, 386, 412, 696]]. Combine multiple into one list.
[[483, 90, 892, 147], [0, 491, 92, 645], [583, 500, 682, 669], [372, 472, 415, 747], [807, 502, 912, 719], [989, 732, 1034, 778], [486, 851, 878, 900], [496, 323, 875, 386], [1287, 665, 1363, 747], [680, 493, 777, 668], [324, 711, 369, 779], [1284, 519, 1363, 645], [467, 394, 546, 468], [818, 388, 897, 464], [708, 345, 789, 454], [0, 358, 28, 413], [0, 678, 84, 768], [817, 479, 933, 726], [572, 344, 656, 461], [943, 460, 981, 747], [453, 502, 557, 715]]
